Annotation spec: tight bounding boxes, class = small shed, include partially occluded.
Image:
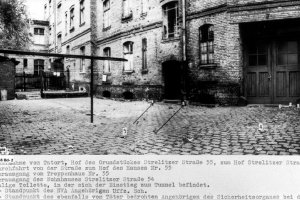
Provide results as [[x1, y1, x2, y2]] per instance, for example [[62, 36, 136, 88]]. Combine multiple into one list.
[[0, 56, 19, 100]]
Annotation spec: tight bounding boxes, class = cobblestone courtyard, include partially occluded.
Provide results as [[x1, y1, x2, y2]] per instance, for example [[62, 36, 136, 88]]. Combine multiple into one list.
[[1, 98, 300, 155]]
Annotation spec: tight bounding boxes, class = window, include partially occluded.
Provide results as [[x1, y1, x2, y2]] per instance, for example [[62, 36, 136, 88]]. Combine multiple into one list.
[[49, 0, 52, 12], [277, 41, 298, 65], [57, 33, 62, 52], [248, 43, 267, 66], [57, 3, 62, 23], [65, 12, 68, 34], [66, 45, 70, 54], [103, 47, 111, 73], [80, 0, 85, 25], [141, 0, 148, 15], [23, 59, 28, 68], [122, 0, 132, 18], [34, 28, 45, 35], [162, 1, 179, 39], [123, 42, 133, 72], [103, 0, 110, 28], [199, 24, 214, 64], [34, 60, 44, 76], [142, 38, 147, 70], [70, 6, 74, 31], [80, 46, 85, 72], [44, 4, 47, 19]]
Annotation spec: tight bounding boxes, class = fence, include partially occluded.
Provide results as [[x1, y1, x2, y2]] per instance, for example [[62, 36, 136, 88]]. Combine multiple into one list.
[[15, 72, 66, 91]]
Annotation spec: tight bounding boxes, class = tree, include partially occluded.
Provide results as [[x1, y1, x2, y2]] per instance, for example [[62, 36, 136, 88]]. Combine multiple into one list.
[[0, 0, 31, 49]]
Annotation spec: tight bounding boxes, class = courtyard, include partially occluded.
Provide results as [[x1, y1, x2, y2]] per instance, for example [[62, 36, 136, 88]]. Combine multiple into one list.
[[0, 98, 300, 155]]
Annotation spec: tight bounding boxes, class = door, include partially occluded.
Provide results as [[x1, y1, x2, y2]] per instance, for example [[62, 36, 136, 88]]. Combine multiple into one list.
[[274, 40, 300, 103], [245, 42, 272, 104], [245, 40, 300, 104], [162, 60, 181, 99]]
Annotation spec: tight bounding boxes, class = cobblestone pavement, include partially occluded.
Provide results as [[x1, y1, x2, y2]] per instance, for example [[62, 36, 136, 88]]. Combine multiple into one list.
[[1, 98, 300, 155]]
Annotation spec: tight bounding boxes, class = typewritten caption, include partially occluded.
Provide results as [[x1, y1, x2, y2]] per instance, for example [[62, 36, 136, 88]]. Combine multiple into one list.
[[0, 156, 300, 199]]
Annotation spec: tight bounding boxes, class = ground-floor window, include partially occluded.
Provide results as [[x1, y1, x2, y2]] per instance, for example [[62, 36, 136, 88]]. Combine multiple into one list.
[[34, 59, 44, 76]]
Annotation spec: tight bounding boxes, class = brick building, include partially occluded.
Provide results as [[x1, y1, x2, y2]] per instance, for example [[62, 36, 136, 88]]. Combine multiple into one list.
[[95, 0, 182, 100], [13, 20, 49, 75], [44, 0, 97, 91], [186, 0, 300, 104]]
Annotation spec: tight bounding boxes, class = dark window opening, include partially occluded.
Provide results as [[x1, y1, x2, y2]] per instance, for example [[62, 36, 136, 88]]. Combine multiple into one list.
[[34, 28, 45, 35], [23, 59, 28, 68], [142, 38, 147, 70], [277, 41, 298, 65]]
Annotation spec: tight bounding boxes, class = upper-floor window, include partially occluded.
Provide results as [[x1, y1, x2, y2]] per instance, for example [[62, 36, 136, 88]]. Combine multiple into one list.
[[66, 45, 70, 54], [80, 46, 86, 73], [103, 0, 110, 28], [123, 41, 134, 72], [142, 38, 147, 70], [141, 0, 148, 15], [122, 0, 132, 19], [65, 12, 68, 34], [49, 0, 52, 12], [162, 1, 179, 39], [103, 47, 111, 73], [199, 24, 214, 64], [57, 2, 62, 23], [44, 4, 47, 19], [80, 0, 85, 25], [70, 6, 75, 31], [34, 28, 45, 35]]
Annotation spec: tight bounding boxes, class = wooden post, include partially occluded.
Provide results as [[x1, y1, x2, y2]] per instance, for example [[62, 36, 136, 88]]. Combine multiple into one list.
[[90, 59, 94, 123]]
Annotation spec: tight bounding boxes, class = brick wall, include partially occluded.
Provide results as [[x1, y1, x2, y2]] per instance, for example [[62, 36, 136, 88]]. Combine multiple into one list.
[[95, 0, 181, 99], [0, 59, 16, 100], [186, 0, 300, 105]]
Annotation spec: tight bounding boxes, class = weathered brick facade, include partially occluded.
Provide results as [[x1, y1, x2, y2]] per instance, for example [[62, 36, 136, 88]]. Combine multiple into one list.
[[95, 0, 181, 100], [186, 0, 300, 105], [0, 57, 17, 100]]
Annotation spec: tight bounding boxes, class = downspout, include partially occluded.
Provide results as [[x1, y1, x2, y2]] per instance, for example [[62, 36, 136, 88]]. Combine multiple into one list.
[[181, 0, 187, 100]]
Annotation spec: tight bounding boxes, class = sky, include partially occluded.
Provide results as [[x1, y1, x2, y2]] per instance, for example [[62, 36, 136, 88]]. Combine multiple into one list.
[[24, 0, 45, 20]]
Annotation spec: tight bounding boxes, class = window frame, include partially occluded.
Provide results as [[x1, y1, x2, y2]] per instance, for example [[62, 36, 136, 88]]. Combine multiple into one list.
[[199, 24, 215, 65], [103, 47, 111, 74], [123, 41, 134, 72], [34, 28, 45, 35], [162, 1, 179, 40], [70, 6, 75, 32], [122, 0, 132, 20], [80, 0, 85, 25], [57, 2, 62, 24], [80, 46, 86, 73], [34, 59, 45, 76], [103, 0, 111, 29], [142, 38, 147, 71]]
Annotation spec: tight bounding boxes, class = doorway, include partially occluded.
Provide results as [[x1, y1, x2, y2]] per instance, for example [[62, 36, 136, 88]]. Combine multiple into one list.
[[245, 40, 300, 104], [162, 60, 181, 99]]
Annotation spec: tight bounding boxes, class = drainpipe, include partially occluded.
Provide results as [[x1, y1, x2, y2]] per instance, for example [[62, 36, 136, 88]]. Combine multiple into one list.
[[181, 0, 187, 100]]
